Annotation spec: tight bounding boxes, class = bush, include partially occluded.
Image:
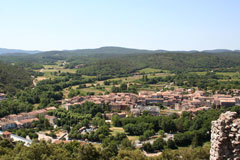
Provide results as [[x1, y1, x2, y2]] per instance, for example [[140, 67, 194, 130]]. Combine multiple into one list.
[[167, 139, 177, 149], [142, 142, 154, 153], [152, 138, 165, 151]]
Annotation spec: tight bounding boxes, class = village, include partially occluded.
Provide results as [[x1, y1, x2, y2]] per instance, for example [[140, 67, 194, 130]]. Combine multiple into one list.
[[63, 88, 240, 118], [0, 106, 57, 131], [2, 87, 239, 131], [1, 87, 240, 148]]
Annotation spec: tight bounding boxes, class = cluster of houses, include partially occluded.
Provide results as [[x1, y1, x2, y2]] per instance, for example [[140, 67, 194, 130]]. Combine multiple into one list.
[[78, 125, 97, 135], [63, 88, 240, 117], [0, 107, 57, 130], [64, 93, 138, 111]]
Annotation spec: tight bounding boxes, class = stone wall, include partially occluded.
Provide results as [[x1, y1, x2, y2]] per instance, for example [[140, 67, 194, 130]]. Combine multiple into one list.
[[210, 111, 240, 160]]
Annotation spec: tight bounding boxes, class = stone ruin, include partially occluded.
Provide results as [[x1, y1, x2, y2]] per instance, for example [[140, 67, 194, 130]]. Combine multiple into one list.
[[210, 111, 240, 160]]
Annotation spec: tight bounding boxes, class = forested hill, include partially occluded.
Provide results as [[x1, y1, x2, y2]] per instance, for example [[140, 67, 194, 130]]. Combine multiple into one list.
[[0, 46, 159, 65], [0, 62, 32, 94], [33, 46, 157, 57], [1, 47, 240, 77], [75, 52, 240, 76], [0, 48, 40, 55]]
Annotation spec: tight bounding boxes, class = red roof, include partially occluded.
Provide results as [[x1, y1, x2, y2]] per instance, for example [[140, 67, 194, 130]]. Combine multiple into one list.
[[3, 131, 11, 135]]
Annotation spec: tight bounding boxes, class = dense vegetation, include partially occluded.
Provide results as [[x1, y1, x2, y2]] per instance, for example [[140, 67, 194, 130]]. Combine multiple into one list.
[[112, 106, 240, 153], [140, 72, 240, 94], [0, 62, 32, 94], [75, 52, 240, 76], [0, 137, 212, 160], [0, 99, 33, 118], [2, 48, 240, 78]]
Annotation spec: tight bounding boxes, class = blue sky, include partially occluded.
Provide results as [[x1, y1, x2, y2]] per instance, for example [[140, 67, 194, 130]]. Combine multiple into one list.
[[0, 0, 239, 51]]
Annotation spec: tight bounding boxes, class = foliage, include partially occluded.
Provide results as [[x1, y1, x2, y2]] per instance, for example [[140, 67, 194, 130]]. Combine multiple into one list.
[[0, 99, 33, 118], [0, 62, 32, 94]]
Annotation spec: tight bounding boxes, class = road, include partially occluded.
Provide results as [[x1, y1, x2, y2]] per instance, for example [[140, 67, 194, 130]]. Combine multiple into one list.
[[0, 131, 32, 146]]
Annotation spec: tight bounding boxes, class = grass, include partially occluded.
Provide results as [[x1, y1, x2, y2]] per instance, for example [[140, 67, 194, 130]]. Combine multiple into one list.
[[41, 64, 77, 76], [80, 88, 104, 95], [110, 126, 139, 141], [33, 104, 39, 110], [33, 76, 48, 85], [43, 68, 77, 74], [63, 88, 70, 98], [92, 143, 101, 149], [82, 75, 97, 79], [105, 74, 172, 85], [189, 72, 207, 75], [139, 68, 170, 73], [216, 72, 239, 76], [127, 136, 139, 141], [190, 71, 239, 77], [110, 127, 125, 136]]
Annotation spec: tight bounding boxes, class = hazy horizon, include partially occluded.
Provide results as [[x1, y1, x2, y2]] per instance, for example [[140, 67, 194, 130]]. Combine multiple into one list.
[[1, 46, 239, 52], [0, 0, 240, 51]]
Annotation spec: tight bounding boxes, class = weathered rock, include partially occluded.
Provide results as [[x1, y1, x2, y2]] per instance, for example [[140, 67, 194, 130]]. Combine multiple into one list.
[[210, 111, 240, 160]]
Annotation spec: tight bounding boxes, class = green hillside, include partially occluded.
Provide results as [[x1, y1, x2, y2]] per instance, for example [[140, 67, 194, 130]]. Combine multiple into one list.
[[0, 62, 32, 94]]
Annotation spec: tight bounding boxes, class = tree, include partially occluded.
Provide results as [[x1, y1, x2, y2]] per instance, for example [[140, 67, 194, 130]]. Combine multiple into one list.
[[143, 130, 155, 140], [112, 115, 121, 127], [76, 143, 100, 160], [114, 149, 146, 160], [104, 81, 110, 85], [152, 138, 165, 151], [120, 83, 128, 91], [160, 117, 177, 133], [142, 142, 154, 153], [111, 86, 120, 93], [174, 132, 193, 147], [167, 139, 177, 149], [158, 130, 165, 137], [120, 138, 135, 150], [192, 134, 199, 148]]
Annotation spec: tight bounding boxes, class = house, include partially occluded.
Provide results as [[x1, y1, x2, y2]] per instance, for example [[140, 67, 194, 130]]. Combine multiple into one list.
[[140, 106, 160, 116], [104, 112, 127, 120], [78, 126, 97, 135], [0, 93, 6, 101], [0, 121, 17, 130], [45, 107, 57, 111], [54, 140, 72, 144], [2, 131, 11, 139], [74, 64, 84, 69], [145, 98, 164, 105], [109, 102, 130, 111], [45, 115, 57, 125], [219, 98, 236, 107], [130, 108, 141, 117], [18, 118, 39, 128], [186, 107, 211, 115], [175, 103, 182, 110]]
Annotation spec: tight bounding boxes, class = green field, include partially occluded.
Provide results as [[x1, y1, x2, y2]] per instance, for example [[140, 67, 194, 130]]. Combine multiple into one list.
[[189, 72, 207, 75], [216, 72, 239, 76], [39, 63, 77, 76], [110, 126, 139, 141], [127, 136, 139, 141], [110, 126, 125, 136], [139, 68, 169, 73], [35, 63, 176, 97], [190, 71, 239, 77]]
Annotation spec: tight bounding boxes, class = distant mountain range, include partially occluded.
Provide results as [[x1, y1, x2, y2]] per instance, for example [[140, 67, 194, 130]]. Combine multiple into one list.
[[0, 46, 239, 56], [0, 48, 41, 55]]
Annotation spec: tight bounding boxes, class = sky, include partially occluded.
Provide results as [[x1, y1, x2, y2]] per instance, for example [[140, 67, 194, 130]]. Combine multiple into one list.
[[0, 0, 239, 51]]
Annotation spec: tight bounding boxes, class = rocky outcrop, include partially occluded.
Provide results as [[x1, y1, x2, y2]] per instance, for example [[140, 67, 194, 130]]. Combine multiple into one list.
[[210, 111, 240, 160]]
